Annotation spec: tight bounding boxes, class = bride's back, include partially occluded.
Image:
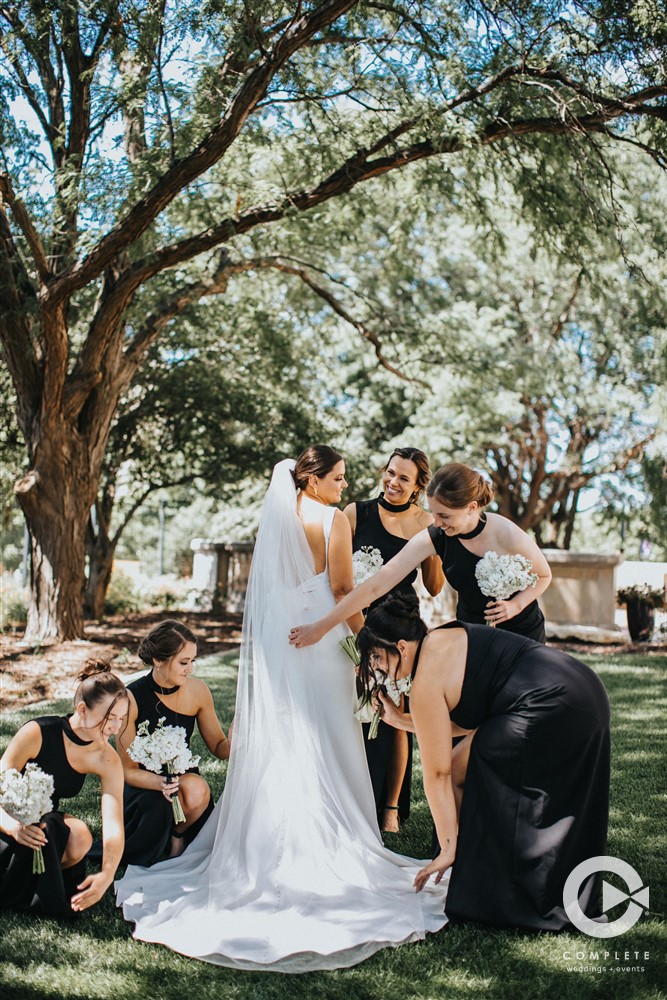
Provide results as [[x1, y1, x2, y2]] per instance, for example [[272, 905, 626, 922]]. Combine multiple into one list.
[[298, 496, 331, 575]]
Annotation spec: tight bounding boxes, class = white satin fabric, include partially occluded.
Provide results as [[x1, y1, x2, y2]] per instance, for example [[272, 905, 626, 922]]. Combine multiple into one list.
[[116, 461, 448, 971]]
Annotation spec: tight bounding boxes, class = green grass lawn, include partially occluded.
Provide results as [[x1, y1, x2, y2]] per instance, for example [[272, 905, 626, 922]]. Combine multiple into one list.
[[1, 652, 665, 1000]]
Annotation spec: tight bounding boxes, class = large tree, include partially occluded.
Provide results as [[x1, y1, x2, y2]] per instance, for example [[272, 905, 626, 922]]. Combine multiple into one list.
[[1, 0, 665, 639]]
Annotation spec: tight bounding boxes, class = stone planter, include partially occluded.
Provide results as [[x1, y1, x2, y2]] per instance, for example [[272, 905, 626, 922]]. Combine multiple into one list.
[[624, 599, 655, 642]]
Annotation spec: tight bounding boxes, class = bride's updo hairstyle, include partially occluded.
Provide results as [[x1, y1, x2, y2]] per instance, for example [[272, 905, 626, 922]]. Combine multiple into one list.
[[73, 660, 128, 726], [426, 462, 494, 509], [356, 596, 428, 697], [292, 445, 344, 491], [137, 619, 198, 666], [382, 447, 431, 503]]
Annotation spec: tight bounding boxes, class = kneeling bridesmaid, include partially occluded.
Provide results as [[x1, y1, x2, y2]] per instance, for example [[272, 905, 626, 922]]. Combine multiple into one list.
[[117, 619, 230, 865], [0, 662, 127, 916]]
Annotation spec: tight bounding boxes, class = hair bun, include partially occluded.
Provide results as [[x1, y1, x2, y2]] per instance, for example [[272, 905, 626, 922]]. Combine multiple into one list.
[[77, 659, 112, 682], [137, 637, 156, 665]]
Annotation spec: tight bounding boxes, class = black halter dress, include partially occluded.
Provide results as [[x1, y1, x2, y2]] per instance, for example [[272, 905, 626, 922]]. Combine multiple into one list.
[[417, 621, 610, 930], [119, 672, 213, 866], [0, 716, 90, 917], [352, 497, 420, 822], [427, 523, 547, 642]]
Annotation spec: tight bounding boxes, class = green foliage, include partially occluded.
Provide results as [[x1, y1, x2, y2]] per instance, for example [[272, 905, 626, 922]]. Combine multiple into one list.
[[103, 571, 142, 616], [1, 0, 666, 636], [617, 584, 666, 609], [0, 583, 28, 631]]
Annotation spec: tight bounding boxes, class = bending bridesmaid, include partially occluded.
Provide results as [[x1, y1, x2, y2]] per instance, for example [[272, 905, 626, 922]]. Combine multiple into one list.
[[0, 662, 127, 916], [117, 619, 230, 865], [357, 597, 610, 931], [345, 446, 444, 832]]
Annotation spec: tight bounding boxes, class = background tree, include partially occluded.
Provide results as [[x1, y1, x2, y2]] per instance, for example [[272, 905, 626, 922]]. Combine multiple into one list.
[[1, 0, 665, 638], [84, 279, 322, 616], [371, 161, 666, 546]]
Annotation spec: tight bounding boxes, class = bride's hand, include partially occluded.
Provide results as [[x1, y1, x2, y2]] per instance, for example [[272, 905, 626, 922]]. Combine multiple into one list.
[[414, 849, 455, 892], [289, 622, 324, 647]]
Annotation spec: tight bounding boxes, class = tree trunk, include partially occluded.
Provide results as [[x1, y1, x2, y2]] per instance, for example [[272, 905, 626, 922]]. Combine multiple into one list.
[[14, 437, 97, 642], [85, 528, 117, 620]]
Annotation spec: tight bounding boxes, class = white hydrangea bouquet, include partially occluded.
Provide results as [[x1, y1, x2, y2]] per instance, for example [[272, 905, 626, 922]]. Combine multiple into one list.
[[474, 551, 538, 625], [0, 763, 54, 874], [127, 718, 200, 823], [352, 546, 383, 585]]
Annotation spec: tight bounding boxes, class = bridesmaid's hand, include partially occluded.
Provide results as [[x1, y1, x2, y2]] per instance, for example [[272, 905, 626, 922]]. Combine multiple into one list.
[[414, 849, 455, 892], [71, 871, 111, 911], [376, 692, 400, 728], [9, 819, 47, 850], [161, 775, 180, 801], [289, 622, 324, 648], [484, 599, 519, 625]]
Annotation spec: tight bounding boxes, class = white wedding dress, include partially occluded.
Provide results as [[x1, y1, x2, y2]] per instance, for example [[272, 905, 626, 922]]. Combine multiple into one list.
[[116, 461, 448, 971]]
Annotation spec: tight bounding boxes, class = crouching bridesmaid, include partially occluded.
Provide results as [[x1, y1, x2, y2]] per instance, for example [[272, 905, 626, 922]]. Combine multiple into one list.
[[0, 662, 127, 917], [116, 620, 230, 866]]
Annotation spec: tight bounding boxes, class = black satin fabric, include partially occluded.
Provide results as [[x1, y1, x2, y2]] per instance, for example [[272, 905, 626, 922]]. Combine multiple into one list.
[[0, 717, 89, 917], [427, 525, 546, 642], [431, 622, 610, 931], [353, 498, 417, 821], [118, 672, 211, 866]]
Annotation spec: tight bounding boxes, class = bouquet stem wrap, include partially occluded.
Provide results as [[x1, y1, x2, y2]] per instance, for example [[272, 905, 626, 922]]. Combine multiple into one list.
[[167, 763, 187, 824]]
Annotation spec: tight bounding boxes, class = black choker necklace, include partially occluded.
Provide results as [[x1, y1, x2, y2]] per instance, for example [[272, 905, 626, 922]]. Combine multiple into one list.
[[378, 492, 412, 513], [149, 671, 180, 696], [458, 514, 487, 540]]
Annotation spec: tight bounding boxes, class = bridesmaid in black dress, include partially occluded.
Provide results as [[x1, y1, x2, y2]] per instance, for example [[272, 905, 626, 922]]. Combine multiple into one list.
[[0, 662, 127, 917], [117, 620, 230, 866], [425, 464, 551, 642], [344, 447, 444, 832], [357, 597, 611, 931], [291, 461, 552, 649]]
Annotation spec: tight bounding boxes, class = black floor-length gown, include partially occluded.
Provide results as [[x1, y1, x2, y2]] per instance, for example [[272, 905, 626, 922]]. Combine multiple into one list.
[[422, 621, 610, 931], [353, 497, 419, 822], [0, 716, 89, 917], [427, 524, 547, 642], [119, 672, 213, 866]]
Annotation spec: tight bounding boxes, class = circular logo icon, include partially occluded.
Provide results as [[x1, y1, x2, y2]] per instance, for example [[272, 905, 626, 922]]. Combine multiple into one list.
[[563, 856, 649, 938]]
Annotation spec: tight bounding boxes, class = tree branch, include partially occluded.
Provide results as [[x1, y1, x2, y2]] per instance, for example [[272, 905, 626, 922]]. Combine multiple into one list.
[[239, 255, 429, 385], [0, 202, 42, 432], [0, 173, 50, 282], [47, 0, 360, 301]]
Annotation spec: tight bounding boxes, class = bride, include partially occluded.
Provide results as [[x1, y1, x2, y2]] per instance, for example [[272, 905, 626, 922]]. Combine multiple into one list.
[[116, 447, 448, 971]]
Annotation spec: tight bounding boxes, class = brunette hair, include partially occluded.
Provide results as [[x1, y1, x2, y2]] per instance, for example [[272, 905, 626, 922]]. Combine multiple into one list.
[[73, 660, 128, 727], [382, 447, 432, 502], [292, 445, 344, 491], [426, 462, 494, 509], [356, 596, 428, 697], [137, 619, 198, 666]]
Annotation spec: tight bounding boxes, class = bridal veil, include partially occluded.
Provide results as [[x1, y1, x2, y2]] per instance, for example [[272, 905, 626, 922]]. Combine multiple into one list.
[[116, 459, 448, 971]]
